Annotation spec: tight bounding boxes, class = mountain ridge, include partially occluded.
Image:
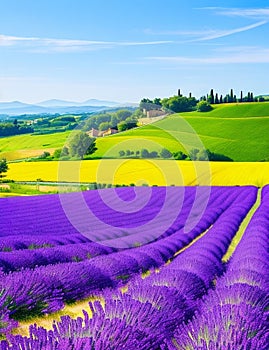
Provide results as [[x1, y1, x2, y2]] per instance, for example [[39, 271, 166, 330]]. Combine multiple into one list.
[[0, 99, 137, 116]]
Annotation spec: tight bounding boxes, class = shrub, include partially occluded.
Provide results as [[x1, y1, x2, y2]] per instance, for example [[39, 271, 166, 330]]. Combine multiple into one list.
[[197, 101, 213, 112]]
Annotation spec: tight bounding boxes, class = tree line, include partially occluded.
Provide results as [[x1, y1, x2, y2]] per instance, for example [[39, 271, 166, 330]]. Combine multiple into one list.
[[0, 120, 33, 137], [202, 89, 266, 105], [140, 88, 267, 114], [118, 148, 232, 161], [82, 109, 140, 133]]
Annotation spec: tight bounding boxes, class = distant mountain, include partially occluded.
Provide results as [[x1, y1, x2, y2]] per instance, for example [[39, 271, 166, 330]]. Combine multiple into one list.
[[0, 101, 33, 110], [37, 99, 80, 107], [0, 98, 135, 116]]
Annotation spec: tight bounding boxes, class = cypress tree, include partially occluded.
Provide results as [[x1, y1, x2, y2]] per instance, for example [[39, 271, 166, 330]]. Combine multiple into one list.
[[210, 89, 214, 104], [230, 89, 234, 103]]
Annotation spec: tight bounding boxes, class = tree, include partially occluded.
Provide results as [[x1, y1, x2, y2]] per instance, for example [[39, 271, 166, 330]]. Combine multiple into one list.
[[94, 114, 111, 126], [208, 89, 214, 104], [230, 89, 234, 102], [68, 132, 97, 159], [132, 109, 144, 119], [119, 150, 125, 157], [173, 151, 187, 160], [53, 149, 62, 159], [139, 98, 153, 111], [149, 151, 158, 158], [160, 148, 172, 159], [39, 151, 51, 159], [161, 96, 197, 113], [189, 148, 200, 160], [53, 147, 69, 159], [141, 149, 150, 158], [0, 159, 8, 179], [62, 146, 69, 157], [197, 149, 209, 160], [116, 109, 132, 121], [196, 100, 213, 112], [117, 120, 137, 132], [153, 98, 162, 106], [111, 115, 120, 128], [99, 122, 112, 131], [85, 138, 97, 156]]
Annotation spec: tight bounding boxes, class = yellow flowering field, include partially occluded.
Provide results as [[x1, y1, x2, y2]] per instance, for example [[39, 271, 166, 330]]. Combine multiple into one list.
[[7, 160, 269, 187]]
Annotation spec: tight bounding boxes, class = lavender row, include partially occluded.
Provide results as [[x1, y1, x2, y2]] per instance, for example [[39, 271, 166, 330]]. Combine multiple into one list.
[[0, 186, 198, 257], [0, 187, 238, 273], [169, 185, 269, 349], [86, 186, 250, 248], [0, 187, 243, 326], [0, 186, 236, 241], [152, 185, 258, 289], [0, 187, 178, 237], [0, 233, 90, 252], [0, 242, 116, 273], [1, 289, 186, 350], [0, 186, 258, 347]]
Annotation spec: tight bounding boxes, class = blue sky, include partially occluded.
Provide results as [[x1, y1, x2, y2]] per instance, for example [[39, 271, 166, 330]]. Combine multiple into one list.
[[0, 0, 268, 103]]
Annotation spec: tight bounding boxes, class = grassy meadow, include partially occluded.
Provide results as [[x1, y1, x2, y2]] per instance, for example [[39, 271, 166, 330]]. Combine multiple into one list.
[[0, 131, 71, 160], [93, 102, 269, 161], [0, 102, 268, 162]]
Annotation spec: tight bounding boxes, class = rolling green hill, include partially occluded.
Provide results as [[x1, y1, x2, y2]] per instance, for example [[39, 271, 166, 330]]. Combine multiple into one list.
[[0, 102, 268, 162], [0, 131, 71, 160], [94, 102, 269, 161], [180, 102, 269, 118]]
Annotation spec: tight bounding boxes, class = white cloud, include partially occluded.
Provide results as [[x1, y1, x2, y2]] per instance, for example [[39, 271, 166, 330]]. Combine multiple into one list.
[[146, 47, 269, 65], [202, 7, 269, 19], [0, 34, 173, 52], [189, 21, 267, 42], [145, 21, 267, 42]]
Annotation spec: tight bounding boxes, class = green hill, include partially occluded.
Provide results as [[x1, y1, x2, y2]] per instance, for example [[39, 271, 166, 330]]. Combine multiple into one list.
[[94, 102, 269, 161], [0, 102, 268, 162], [181, 102, 269, 118], [0, 132, 71, 160]]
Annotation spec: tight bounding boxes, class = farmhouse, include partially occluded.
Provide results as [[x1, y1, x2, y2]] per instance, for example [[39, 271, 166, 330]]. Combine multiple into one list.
[[86, 128, 100, 137], [102, 128, 118, 136], [143, 108, 166, 118], [86, 127, 118, 137]]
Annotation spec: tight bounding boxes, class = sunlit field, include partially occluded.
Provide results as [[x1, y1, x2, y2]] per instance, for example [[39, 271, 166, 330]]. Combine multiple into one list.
[[6, 159, 269, 187]]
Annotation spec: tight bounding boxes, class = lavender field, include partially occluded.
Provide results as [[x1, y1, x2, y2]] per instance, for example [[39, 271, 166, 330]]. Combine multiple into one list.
[[0, 185, 269, 349]]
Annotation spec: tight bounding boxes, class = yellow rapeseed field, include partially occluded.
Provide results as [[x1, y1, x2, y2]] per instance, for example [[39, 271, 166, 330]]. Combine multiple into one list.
[[7, 160, 269, 187]]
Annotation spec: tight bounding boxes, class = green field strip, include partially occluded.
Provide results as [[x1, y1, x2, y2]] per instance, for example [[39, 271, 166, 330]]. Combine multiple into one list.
[[222, 188, 261, 262], [183, 116, 269, 120]]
